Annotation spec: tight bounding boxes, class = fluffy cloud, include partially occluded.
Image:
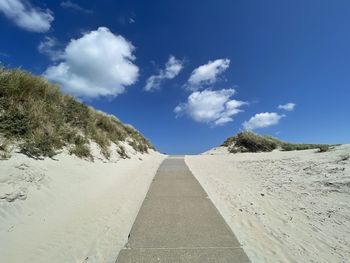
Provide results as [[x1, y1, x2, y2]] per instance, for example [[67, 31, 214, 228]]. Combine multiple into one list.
[[243, 112, 285, 130], [60, 1, 92, 14], [175, 88, 247, 126], [38, 37, 64, 61], [186, 58, 230, 90], [0, 0, 53, 32], [43, 27, 139, 98], [278, 102, 296, 111], [144, 56, 183, 91]]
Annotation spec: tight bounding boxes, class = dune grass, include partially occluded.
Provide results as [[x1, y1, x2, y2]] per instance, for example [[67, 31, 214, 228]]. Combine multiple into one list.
[[223, 131, 330, 153], [0, 67, 154, 159]]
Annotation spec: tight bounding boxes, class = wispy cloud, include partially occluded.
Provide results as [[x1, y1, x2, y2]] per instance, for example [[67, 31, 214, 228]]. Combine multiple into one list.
[[38, 36, 64, 61], [60, 1, 92, 14], [0, 0, 53, 32], [243, 112, 285, 130], [186, 58, 230, 90], [175, 88, 247, 126], [144, 56, 184, 91], [43, 27, 139, 98], [278, 102, 296, 111]]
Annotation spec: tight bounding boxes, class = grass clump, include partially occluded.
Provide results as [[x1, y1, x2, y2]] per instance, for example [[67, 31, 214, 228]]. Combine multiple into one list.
[[223, 131, 330, 153], [224, 132, 278, 153], [0, 67, 154, 159], [317, 145, 331, 153], [69, 143, 91, 159], [117, 145, 129, 159], [90, 130, 111, 158], [0, 138, 12, 160], [281, 142, 328, 151], [20, 135, 59, 158], [68, 134, 91, 159]]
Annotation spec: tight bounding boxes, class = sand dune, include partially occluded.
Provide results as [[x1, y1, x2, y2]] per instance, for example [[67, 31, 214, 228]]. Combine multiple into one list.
[[186, 145, 350, 263], [2, 141, 349, 262], [0, 145, 165, 263]]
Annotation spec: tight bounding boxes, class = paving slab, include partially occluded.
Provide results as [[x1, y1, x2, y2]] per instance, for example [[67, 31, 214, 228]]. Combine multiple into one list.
[[116, 157, 250, 262], [147, 178, 206, 198], [117, 248, 250, 263], [152, 171, 195, 181], [127, 197, 240, 248]]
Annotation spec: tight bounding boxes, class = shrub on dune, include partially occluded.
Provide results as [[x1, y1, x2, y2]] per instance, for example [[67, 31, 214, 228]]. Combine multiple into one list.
[[223, 131, 330, 153]]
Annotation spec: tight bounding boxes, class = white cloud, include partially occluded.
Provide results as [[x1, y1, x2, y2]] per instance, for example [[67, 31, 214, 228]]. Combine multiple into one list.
[[60, 1, 92, 14], [38, 37, 64, 61], [243, 112, 285, 130], [144, 55, 183, 91], [0, 0, 53, 32], [186, 58, 230, 90], [174, 88, 247, 126], [43, 27, 139, 98], [278, 102, 296, 111]]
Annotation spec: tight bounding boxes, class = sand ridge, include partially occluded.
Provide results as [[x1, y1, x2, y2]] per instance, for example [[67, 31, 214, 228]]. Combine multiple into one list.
[[0, 145, 166, 263], [186, 145, 350, 263]]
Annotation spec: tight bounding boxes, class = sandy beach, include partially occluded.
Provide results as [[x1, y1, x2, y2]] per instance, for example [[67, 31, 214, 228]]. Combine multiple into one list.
[[1, 1, 349, 261], [0, 144, 165, 263], [186, 145, 350, 263]]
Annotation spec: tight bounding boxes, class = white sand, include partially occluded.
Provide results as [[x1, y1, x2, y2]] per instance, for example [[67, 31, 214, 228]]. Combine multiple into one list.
[[186, 145, 350, 263], [201, 146, 229, 155], [0, 144, 166, 263]]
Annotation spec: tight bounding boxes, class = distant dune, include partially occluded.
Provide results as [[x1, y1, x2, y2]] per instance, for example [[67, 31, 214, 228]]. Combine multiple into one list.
[[186, 144, 350, 262], [222, 131, 331, 153]]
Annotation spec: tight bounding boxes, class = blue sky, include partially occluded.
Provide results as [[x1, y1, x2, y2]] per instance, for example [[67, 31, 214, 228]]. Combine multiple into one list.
[[0, 0, 349, 154]]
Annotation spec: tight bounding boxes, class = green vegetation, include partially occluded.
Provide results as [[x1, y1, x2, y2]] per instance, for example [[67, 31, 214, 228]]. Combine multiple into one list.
[[0, 67, 154, 159], [222, 131, 330, 153], [317, 145, 331, 153], [0, 138, 12, 160], [117, 145, 129, 159], [69, 143, 92, 159]]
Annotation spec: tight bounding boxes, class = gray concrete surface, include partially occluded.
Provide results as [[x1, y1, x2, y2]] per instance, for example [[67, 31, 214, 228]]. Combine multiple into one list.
[[116, 157, 250, 263]]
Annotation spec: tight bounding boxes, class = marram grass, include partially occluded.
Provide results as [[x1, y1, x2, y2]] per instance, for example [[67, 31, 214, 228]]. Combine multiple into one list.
[[0, 67, 154, 159], [223, 131, 330, 153]]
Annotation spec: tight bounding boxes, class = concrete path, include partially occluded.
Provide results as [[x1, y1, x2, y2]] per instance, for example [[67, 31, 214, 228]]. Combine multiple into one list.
[[116, 156, 250, 263]]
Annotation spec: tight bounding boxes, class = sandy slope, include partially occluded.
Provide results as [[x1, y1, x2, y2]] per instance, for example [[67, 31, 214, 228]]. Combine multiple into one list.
[[186, 145, 350, 263], [0, 145, 165, 263]]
